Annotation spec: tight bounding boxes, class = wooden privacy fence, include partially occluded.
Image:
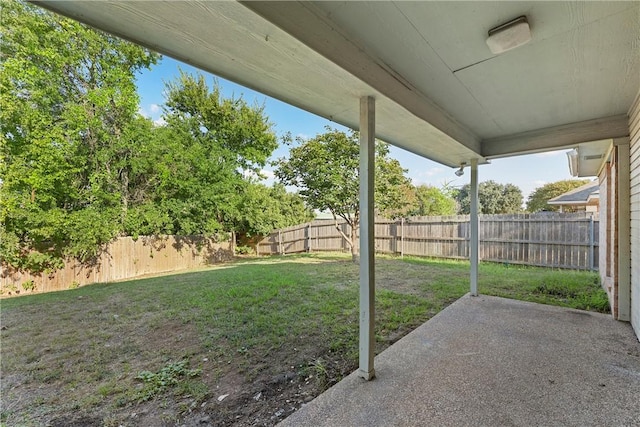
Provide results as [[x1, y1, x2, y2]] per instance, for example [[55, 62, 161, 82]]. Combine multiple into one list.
[[257, 213, 599, 270], [1, 235, 233, 296]]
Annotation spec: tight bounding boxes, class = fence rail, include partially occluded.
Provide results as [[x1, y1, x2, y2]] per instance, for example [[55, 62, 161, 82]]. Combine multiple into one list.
[[257, 213, 599, 270], [1, 235, 233, 296]]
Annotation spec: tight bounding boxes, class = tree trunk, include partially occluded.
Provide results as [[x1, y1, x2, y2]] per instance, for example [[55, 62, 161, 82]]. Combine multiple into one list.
[[120, 168, 129, 228], [331, 214, 352, 251], [330, 212, 360, 264], [350, 220, 359, 264]]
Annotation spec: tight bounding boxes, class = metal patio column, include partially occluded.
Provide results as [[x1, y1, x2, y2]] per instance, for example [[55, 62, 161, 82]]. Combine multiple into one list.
[[358, 96, 376, 380], [470, 158, 479, 296]]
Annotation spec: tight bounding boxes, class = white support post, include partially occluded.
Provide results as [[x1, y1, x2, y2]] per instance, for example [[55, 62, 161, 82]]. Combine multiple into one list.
[[616, 139, 631, 321], [588, 216, 595, 271], [470, 158, 479, 296], [358, 96, 376, 381]]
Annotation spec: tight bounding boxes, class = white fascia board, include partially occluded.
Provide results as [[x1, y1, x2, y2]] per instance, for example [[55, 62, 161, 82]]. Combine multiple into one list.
[[482, 115, 629, 159]]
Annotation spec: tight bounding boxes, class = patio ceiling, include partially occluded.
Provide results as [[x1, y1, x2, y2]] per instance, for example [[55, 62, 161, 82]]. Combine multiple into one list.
[[34, 1, 639, 168]]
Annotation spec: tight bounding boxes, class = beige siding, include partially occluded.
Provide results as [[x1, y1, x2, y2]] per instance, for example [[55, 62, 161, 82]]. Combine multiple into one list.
[[598, 169, 611, 293], [630, 89, 640, 340]]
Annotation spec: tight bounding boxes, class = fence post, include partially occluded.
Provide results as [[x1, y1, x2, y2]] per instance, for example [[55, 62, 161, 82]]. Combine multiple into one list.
[[278, 230, 283, 255], [307, 223, 312, 253], [400, 217, 404, 258], [588, 215, 595, 271]]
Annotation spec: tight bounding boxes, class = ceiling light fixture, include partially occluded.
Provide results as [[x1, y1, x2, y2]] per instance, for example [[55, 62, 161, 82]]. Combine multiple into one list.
[[567, 149, 578, 177], [486, 16, 531, 54], [455, 163, 466, 177]]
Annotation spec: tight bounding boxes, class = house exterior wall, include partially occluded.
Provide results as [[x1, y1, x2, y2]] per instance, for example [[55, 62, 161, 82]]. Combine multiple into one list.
[[599, 146, 627, 318], [598, 169, 606, 280], [630, 89, 640, 340]]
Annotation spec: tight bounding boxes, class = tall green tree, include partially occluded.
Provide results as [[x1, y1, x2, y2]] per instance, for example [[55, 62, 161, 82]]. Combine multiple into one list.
[[410, 185, 457, 216], [456, 180, 523, 214], [143, 72, 279, 235], [375, 157, 418, 218], [526, 179, 591, 212], [235, 183, 313, 238], [274, 128, 414, 259], [1, 0, 159, 272]]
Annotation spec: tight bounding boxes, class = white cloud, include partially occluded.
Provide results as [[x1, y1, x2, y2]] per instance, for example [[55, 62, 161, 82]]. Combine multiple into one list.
[[241, 169, 276, 185], [410, 167, 446, 185], [260, 169, 275, 180], [423, 167, 445, 177], [139, 104, 163, 123]]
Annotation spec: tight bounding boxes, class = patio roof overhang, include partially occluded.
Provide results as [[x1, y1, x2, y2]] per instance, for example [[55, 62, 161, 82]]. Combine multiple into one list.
[[33, 1, 639, 169], [32, 0, 640, 379]]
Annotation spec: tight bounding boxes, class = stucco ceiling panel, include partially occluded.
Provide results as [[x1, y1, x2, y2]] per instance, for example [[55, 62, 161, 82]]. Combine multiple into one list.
[[309, 1, 503, 138], [396, 1, 636, 72]]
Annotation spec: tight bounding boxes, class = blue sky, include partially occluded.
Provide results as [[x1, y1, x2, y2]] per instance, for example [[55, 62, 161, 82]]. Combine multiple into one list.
[[136, 57, 577, 200]]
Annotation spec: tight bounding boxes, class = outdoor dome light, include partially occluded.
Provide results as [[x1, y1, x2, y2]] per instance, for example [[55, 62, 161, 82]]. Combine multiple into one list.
[[567, 149, 579, 177], [486, 16, 531, 54], [455, 163, 466, 177]]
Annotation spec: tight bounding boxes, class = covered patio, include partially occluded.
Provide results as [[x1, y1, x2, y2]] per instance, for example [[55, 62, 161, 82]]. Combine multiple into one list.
[[35, 1, 640, 419], [281, 295, 640, 426]]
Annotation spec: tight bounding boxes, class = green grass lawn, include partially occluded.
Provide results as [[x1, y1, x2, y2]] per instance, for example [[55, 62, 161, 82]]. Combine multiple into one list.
[[0, 253, 607, 426]]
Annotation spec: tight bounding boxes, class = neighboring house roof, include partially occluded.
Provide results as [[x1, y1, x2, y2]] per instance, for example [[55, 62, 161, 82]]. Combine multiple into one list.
[[547, 181, 599, 206], [314, 211, 335, 220]]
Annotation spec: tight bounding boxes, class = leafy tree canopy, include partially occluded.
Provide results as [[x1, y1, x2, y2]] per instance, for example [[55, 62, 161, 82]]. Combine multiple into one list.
[[526, 179, 591, 212], [134, 72, 279, 236], [1, 2, 304, 273], [274, 128, 414, 257], [235, 183, 313, 238], [410, 185, 457, 216], [456, 180, 523, 214], [1, 0, 159, 272]]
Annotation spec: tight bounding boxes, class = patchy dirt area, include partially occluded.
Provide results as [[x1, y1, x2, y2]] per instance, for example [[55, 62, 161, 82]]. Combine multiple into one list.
[[2, 308, 347, 427], [178, 361, 344, 427], [2, 316, 354, 427]]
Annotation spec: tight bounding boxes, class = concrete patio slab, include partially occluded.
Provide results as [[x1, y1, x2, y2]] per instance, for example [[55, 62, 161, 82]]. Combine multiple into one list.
[[280, 295, 640, 427]]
